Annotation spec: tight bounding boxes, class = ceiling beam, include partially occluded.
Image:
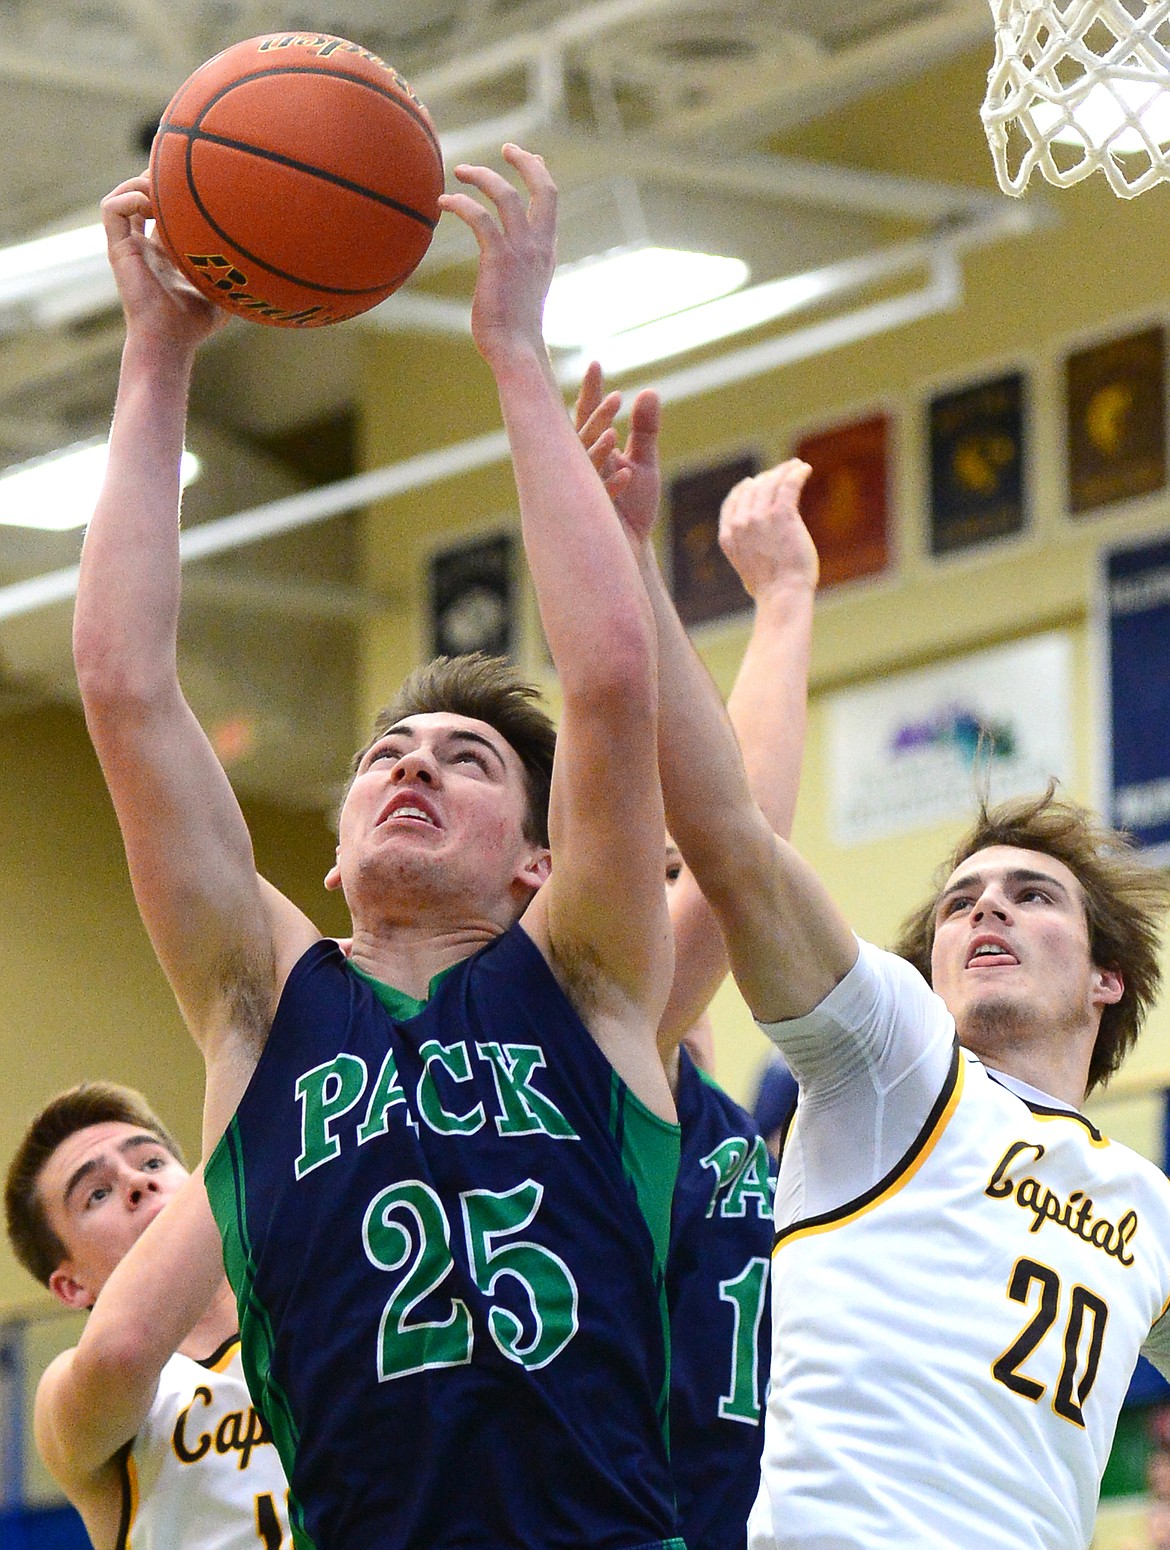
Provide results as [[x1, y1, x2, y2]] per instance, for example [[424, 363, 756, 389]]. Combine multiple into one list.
[[643, 0, 994, 143], [414, 0, 701, 100], [183, 570, 400, 621], [539, 133, 1003, 223], [0, 44, 174, 101]]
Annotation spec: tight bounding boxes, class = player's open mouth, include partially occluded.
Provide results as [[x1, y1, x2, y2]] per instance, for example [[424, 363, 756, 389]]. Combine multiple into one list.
[[966, 938, 1018, 968], [376, 794, 440, 828]]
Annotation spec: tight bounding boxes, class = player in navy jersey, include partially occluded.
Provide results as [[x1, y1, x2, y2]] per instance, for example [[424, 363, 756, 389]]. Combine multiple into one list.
[[576, 371, 816, 1550], [666, 1041, 774, 1550], [76, 148, 680, 1550]]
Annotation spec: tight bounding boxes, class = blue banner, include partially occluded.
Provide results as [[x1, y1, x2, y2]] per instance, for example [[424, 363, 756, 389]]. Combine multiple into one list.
[[0, 1330, 21, 1513], [1105, 533, 1170, 859]]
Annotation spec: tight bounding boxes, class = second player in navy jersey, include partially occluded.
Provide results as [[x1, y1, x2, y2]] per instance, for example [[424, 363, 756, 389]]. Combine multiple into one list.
[[668, 1052, 774, 1550], [575, 374, 816, 1550]]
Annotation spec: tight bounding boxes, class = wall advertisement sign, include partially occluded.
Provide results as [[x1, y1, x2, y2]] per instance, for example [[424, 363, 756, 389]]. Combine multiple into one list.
[[829, 633, 1073, 846]]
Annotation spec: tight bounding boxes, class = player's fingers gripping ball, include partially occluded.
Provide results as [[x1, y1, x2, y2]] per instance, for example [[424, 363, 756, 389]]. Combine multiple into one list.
[[149, 32, 444, 328]]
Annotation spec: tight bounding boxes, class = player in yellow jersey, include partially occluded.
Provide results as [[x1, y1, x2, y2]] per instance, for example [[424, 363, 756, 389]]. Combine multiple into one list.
[[6, 1084, 288, 1550]]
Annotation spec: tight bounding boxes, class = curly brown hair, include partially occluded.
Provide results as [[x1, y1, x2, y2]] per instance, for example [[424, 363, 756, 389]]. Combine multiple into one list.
[[893, 787, 1170, 1095], [5, 1082, 185, 1286], [349, 654, 556, 847]]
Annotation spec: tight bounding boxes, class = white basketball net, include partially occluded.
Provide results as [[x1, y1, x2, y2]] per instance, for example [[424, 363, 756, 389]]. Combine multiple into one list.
[[982, 0, 1170, 196]]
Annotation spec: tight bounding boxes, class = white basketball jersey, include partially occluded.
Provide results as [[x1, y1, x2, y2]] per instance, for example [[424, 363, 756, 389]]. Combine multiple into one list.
[[117, 1338, 289, 1550], [750, 948, 1170, 1550]]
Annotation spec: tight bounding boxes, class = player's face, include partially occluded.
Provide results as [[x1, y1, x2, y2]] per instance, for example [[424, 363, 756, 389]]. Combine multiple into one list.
[[929, 844, 1122, 1068], [39, 1121, 189, 1309], [664, 841, 684, 888], [334, 712, 548, 920]]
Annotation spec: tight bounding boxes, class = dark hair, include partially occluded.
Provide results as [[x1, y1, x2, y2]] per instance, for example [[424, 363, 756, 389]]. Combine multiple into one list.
[[893, 786, 1170, 1095], [350, 654, 556, 846], [5, 1082, 185, 1285]]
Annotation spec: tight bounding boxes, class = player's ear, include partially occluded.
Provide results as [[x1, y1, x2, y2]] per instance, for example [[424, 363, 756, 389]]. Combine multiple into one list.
[[519, 847, 551, 894], [47, 1263, 93, 1312], [1092, 966, 1124, 1007], [324, 848, 341, 892]]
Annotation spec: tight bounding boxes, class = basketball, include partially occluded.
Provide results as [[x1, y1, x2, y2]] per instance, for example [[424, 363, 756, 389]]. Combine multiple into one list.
[[149, 32, 444, 328]]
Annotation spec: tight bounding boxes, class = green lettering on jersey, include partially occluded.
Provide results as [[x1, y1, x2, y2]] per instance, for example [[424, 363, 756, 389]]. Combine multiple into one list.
[[717, 1258, 769, 1424], [724, 1137, 774, 1219], [294, 1054, 367, 1178], [700, 1135, 773, 1219], [357, 1047, 408, 1144], [417, 1040, 486, 1135], [698, 1138, 751, 1217], [476, 1042, 580, 1139]]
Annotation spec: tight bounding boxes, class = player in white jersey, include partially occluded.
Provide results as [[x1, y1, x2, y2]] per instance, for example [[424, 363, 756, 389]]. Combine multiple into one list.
[[126, 1337, 285, 1550], [5, 1083, 288, 1550], [759, 935, 1170, 1548], [590, 429, 1170, 1545]]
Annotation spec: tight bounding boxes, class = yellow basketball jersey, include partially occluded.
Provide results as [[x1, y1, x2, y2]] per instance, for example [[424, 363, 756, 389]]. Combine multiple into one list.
[[750, 945, 1170, 1550], [117, 1339, 289, 1550]]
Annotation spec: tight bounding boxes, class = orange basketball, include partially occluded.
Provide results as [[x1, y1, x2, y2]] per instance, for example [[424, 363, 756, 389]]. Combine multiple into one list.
[[149, 32, 444, 328]]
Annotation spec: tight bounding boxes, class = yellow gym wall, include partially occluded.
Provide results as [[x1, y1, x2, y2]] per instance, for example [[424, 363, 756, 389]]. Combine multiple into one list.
[[0, 705, 350, 1316], [357, 48, 1170, 1151]]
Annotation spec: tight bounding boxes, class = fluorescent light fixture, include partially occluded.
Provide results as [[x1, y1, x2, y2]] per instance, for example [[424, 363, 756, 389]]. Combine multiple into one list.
[[567, 267, 840, 377], [0, 222, 109, 313], [0, 438, 201, 531], [542, 246, 748, 350], [0, 222, 107, 284], [1031, 80, 1170, 153]]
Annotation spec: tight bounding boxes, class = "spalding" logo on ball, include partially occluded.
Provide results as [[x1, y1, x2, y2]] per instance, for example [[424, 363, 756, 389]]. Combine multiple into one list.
[[187, 254, 336, 326]]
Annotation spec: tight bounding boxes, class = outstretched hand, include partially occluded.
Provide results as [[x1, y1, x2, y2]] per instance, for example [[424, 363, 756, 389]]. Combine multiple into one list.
[[718, 460, 819, 600], [101, 174, 227, 352], [573, 361, 662, 544], [438, 145, 557, 370]]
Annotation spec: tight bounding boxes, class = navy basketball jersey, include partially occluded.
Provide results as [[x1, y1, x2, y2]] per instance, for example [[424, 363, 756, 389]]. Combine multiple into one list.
[[668, 1050, 774, 1550], [205, 927, 683, 1550]]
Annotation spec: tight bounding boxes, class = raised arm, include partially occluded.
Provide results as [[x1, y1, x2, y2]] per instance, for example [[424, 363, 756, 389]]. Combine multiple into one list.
[[658, 463, 820, 1046], [73, 177, 317, 1072], [439, 149, 673, 1117], [34, 1173, 226, 1531], [574, 371, 853, 1025]]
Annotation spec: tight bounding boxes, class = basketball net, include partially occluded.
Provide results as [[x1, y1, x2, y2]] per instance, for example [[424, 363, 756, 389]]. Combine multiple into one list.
[[982, 0, 1170, 197]]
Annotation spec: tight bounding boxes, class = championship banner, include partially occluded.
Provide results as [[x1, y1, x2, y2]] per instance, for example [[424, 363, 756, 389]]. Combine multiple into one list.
[[1067, 325, 1166, 516], [668, 453, 759, 627], [829, 633, 1072, 846], [929, 372, 1026, 556], [1103, 533, 1170, 860], [793, 413, 890, 589], [429, 532, 515, 660]]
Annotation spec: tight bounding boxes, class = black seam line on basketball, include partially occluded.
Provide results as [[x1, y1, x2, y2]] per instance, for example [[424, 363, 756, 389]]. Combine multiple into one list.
[[178, 62, 442, 162], [179, 136, 424, 297], [165, 124, 437, 230]]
